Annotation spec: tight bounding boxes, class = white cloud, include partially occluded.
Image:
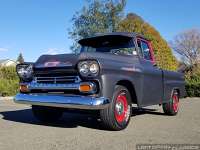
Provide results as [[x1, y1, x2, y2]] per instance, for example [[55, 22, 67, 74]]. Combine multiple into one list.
[[43, 48, 65, 55], [0, 48, 9, 52]]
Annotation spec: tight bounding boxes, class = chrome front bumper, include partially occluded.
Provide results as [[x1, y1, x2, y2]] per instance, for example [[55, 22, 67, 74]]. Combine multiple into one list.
[[14, 93, 110, 110]]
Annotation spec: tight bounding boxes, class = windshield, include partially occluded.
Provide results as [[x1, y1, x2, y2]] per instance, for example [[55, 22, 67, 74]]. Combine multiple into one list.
[[79, 35, 137, 56]]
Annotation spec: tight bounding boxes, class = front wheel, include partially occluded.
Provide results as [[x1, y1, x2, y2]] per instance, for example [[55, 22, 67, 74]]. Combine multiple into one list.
[[100, 85, 132, 131], [162, 90, 179, 116], [32, 105, 63, 123]]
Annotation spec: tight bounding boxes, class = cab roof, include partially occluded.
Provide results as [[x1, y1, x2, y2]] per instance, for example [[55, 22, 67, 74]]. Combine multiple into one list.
[[78, 32, 146, 45]]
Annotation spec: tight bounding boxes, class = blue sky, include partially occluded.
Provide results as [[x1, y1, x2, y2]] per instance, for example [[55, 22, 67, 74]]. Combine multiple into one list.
[[0, 0, 200, 62]]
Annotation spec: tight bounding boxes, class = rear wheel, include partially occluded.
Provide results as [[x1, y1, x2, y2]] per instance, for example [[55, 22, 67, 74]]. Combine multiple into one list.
[[100, 85, 132, 130], [162, 90, 179, 116], [32, 105, 63, 123]]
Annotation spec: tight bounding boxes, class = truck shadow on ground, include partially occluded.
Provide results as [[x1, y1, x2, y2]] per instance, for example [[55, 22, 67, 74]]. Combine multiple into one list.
[[0, 107, 165, 131]]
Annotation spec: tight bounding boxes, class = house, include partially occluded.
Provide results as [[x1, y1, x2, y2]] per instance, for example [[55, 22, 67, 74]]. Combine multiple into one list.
[[0, 59, 17, 67]]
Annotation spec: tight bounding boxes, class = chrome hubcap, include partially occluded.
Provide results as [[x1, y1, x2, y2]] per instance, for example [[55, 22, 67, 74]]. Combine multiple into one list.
[[115, 102, 124, 115]]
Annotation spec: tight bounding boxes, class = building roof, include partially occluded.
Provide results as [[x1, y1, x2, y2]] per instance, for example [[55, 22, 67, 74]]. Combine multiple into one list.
[[0, 59, 17, 65], [0, 59, 8, 64]]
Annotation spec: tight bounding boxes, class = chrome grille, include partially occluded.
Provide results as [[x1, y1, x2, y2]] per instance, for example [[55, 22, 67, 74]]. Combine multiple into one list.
[[34, 76, 80, 84]]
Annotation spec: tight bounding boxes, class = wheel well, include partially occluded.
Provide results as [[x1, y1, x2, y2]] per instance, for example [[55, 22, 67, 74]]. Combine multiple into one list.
[[116, 80, 137, 104]]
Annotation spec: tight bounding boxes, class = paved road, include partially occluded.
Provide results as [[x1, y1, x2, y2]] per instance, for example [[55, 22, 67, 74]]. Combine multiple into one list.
[[0, 97, 199, 150]]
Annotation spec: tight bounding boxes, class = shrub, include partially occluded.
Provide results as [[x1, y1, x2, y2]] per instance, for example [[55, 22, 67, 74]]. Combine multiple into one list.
[[185, 74, 200, 97], [0, 66, 18, 80], [185, 82, 200, 97], [0, 66, 18, 96]]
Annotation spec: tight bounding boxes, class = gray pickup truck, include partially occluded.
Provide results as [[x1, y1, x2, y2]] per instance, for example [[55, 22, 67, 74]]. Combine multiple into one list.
[[14, 32, 185, 130]]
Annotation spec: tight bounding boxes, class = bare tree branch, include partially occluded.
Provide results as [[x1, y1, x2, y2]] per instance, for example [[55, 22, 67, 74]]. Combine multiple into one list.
[[171, 29, 200, 66]]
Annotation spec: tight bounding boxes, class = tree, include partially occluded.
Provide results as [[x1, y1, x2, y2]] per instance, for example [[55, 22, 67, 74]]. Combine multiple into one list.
[[117, 13, 178, 71], [105, 0, 126, 32], [171, 29, 200, 67], [68, 0, 126, 53], [17, 53, 24, 64]]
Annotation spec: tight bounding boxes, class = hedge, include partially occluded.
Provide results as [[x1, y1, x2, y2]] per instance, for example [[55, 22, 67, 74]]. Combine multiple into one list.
[[185, 82, 200, 97], [0, 66, 19, 96], [185, 74, 200, 97]]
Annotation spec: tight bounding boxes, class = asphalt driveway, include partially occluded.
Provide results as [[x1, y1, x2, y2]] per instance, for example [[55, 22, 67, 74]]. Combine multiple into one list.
[[0, 97, 199, 150]]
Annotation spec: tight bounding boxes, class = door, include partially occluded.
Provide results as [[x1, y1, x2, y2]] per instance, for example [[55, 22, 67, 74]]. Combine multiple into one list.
[[137, 39, 163, 106]]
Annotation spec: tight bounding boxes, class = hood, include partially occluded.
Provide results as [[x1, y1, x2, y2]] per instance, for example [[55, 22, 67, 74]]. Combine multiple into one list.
[[34, 54, 80, 68], [34, 52, 134, 69], [34, 52, 107, 68]]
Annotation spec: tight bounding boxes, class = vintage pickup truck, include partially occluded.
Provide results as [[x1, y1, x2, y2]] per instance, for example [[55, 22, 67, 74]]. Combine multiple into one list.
[[14, 32, 185, 130]]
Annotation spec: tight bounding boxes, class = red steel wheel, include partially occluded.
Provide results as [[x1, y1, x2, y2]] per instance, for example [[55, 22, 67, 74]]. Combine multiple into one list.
[[163, 90, 179, 116], [172, 94, 179, 113], [115, 93, 129, 123]]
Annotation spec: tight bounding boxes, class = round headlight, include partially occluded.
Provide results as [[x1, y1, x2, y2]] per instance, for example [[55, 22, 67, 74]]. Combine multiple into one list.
[[89, 63, 99, 74], [79, 62, 89, 74], [78, 61, 99, 77], [16, 64, 33, 81]]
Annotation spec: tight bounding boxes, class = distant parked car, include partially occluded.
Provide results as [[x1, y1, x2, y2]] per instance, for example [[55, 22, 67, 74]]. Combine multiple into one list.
[[14, 32, 185, 130]]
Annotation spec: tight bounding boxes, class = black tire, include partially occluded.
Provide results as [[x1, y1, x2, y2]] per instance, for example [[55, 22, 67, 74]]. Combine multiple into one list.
[[162, 90, 179, 116], [32, 105, 63, 123], [100, 85, 132, 131]]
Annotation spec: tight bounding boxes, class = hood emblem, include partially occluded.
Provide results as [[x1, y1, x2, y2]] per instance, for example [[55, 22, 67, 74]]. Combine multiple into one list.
[[44, 61, 72, 67], [44, 61, 60, 67]]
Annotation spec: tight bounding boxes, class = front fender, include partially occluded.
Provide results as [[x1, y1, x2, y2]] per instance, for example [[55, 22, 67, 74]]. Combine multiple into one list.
[[99, 73, 142, 106]]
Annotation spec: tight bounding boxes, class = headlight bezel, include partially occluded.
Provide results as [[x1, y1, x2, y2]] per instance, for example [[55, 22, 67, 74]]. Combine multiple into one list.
[[78, 60, 100, 77], [16, 63, 34, 81]]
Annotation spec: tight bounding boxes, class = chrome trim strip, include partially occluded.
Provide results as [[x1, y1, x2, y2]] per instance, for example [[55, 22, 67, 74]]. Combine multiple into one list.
[[14, 93, 110, 110], [35, 76, 76, 79], [26, 82, 97, 94], [28, 82, 80, 90], [33, 76, 81, 84], [35, 76, 76, 82]]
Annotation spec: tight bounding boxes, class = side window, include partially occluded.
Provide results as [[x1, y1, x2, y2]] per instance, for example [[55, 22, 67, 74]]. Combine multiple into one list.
[[110, 47, 137, 55], [137, 40, 152, 61], [109, 40, 137, 56]]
